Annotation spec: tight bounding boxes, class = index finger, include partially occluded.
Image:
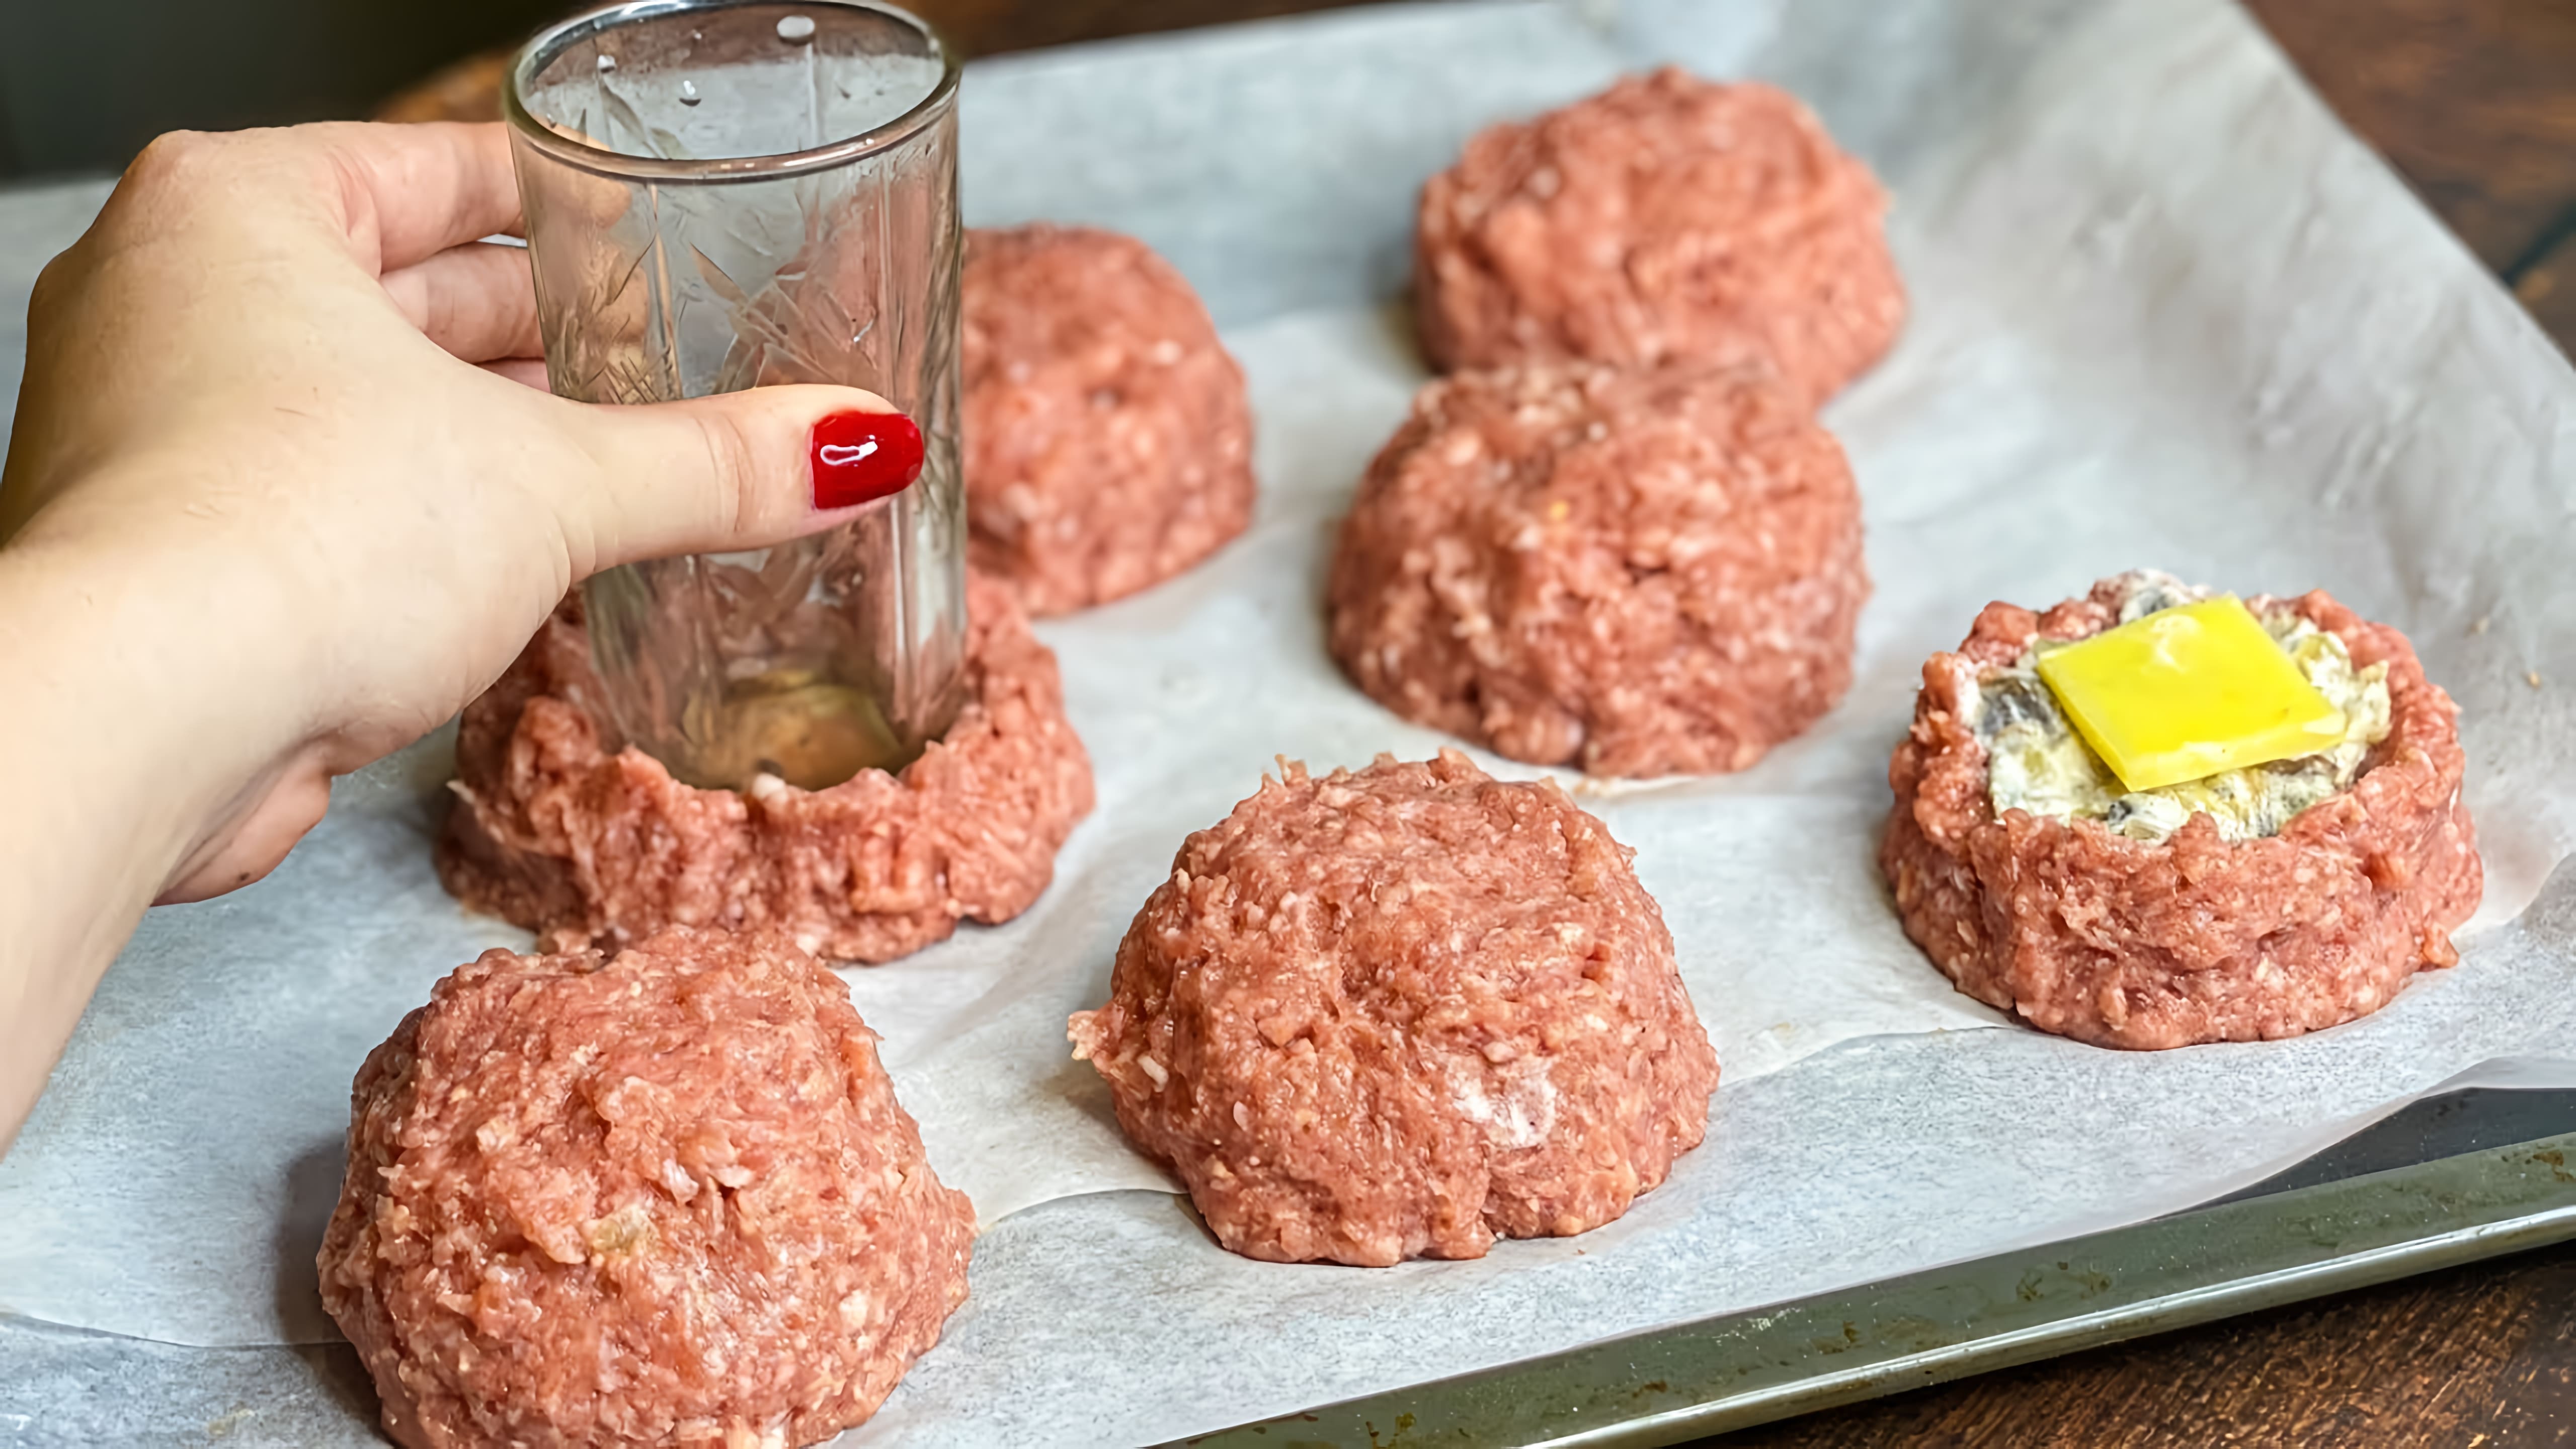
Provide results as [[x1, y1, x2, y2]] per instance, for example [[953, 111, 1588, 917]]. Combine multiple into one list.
[[303, 121, 524, 275]]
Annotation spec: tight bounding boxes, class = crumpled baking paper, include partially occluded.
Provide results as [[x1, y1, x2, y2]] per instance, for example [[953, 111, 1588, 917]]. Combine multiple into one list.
[[5, 0, 2576, 1443]]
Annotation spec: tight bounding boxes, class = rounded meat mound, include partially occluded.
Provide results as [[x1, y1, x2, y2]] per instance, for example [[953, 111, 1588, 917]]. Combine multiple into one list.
[[439, 573, 1095, 963], [1327, 361, 1867, 777], [1068, 750, 1718, 1267], [316, 928, 975, 1449], [1881, 579, 2483, 1050], [962, 223, 1256, 615], [1413, 68, 1905, 404]]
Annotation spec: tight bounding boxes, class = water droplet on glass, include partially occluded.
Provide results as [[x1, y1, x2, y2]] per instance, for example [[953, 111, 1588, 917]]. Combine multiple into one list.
[[776, 14, 817, 43], [679, 79, 701, 106], [596, 53, 617, 72]]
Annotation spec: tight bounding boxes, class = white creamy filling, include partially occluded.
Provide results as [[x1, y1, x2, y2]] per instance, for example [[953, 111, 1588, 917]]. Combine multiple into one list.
[[1968, 574, 2391, 843]]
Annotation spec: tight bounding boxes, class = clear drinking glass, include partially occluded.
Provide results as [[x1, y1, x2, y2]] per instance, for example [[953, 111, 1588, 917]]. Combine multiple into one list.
[[504, 0, 965, 792]]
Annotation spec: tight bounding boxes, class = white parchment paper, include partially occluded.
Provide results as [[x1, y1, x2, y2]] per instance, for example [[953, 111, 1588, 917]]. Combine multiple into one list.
[[6, 0, 2576, 1442]]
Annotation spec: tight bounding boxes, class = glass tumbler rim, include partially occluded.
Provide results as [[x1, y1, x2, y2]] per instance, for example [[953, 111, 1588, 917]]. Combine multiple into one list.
[[504, 0, 961, 184]]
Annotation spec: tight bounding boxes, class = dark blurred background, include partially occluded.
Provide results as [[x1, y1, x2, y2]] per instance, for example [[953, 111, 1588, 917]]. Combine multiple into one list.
[[0, 0, 563, 177]]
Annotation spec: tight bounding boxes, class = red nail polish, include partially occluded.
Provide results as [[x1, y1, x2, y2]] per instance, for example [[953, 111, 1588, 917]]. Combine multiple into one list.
[[810, 410, 925, 510]]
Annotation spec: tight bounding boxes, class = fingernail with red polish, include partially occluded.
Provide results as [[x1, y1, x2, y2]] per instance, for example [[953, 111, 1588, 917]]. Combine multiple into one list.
[[811, 410, 925, 510]]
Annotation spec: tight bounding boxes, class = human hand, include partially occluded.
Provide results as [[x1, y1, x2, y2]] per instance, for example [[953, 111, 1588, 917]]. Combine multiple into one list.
[[0, 121, 922, 1150], [0, 120, 920, 903]]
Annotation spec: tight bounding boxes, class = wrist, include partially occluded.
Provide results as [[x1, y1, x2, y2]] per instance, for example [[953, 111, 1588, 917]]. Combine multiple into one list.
[[0, 524, 311, 891], [0, 478, 335, 1157]]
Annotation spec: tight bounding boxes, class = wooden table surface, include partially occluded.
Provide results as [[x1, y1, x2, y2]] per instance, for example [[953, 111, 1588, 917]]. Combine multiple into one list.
[[382, 3, 2576, 1444]]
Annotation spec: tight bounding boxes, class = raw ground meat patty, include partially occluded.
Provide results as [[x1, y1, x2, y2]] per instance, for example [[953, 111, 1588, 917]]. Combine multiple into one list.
[[1068, 750, 1718, 1266], [962, 223, 1256, 615], [316, 928, 974, 1449], [439, 573, 1094, 963], [1327, 360, 1867, 777], [1413, 67, 1905, 404], [1881, 578, 2482, 1050]]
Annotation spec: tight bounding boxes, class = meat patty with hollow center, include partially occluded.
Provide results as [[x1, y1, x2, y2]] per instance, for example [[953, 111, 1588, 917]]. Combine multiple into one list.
[[1882, 572, 2482, 1049]]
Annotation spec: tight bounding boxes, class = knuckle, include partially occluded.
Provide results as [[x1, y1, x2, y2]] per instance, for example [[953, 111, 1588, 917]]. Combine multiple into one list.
[[124, 130, 226, 195], [26, 251, 75, 319]]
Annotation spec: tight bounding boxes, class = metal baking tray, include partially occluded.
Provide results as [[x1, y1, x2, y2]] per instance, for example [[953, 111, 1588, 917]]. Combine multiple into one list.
[[1177, 1088, 2576, 1445]]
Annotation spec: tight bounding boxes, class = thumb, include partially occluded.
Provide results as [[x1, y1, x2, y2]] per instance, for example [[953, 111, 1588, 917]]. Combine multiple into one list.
[[558, 382, 927, 573]]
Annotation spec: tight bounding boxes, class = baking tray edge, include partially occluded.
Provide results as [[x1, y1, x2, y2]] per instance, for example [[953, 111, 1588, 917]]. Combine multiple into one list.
[[1165, 1122, 2576, 1447]]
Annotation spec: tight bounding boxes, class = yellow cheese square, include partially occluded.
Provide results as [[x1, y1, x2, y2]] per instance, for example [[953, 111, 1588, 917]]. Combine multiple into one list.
[[2032, 596, 2347, 794]]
